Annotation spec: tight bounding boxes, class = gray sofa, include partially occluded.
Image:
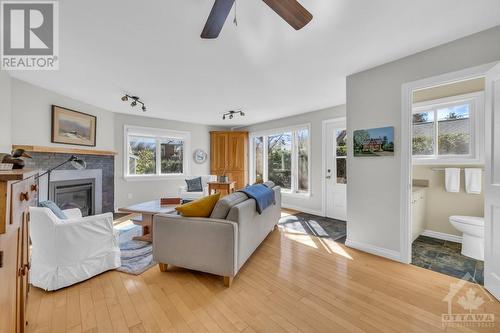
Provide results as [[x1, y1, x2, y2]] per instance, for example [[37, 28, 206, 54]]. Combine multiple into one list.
[[153, 185, 281, 286]]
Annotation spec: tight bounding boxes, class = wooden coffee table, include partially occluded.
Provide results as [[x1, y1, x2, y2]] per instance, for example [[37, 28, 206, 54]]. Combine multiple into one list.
[[118, 199, 178, 242]]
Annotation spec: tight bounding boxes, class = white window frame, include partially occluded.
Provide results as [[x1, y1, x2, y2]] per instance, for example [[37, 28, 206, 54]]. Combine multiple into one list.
[[412, 92, 484, 165], [124, 125, 191, 181], [249, 123, 311, 196]]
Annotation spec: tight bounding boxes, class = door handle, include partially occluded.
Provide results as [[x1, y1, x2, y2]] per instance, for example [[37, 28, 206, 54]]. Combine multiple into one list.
[[20, 192, 29, 202], [326, 176, 332, 179]]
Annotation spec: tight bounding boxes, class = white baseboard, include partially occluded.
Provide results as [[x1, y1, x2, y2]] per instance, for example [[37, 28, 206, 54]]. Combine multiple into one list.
[[345, 239, 402, 262], [281, 204, 324, 217], [421, 229, 463, 243]]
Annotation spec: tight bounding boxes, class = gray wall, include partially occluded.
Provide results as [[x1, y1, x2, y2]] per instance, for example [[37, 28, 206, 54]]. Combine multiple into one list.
[[346, 25, 500, 255], [114, 113, 212, 208], [11, 79, 115, 150], [8, 79, 214, 209], [0, 71, 12, 153], [242, 105, 346, 215]]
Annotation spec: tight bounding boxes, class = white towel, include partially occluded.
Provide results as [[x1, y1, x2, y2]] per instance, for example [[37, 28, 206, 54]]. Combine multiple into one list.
[[445, 168, 460, 193], [465, 168, 482, 194]]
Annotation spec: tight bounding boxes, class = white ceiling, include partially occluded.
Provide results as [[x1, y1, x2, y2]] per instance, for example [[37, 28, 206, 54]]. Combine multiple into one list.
[[9, 0, 500, 126]]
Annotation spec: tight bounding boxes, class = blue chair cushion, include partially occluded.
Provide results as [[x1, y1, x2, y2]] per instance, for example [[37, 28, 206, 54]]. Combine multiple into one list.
[[39, 201, 68, 219], [185, 177, 203, 192]]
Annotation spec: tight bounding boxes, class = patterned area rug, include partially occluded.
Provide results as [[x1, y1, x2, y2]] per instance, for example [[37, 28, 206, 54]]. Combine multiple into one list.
[[279, 212, 347, 243], [115, 223, 156, 275]]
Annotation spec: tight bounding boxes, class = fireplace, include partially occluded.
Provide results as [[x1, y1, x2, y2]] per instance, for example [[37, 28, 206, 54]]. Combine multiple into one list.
[[49, 179, 96, 216]]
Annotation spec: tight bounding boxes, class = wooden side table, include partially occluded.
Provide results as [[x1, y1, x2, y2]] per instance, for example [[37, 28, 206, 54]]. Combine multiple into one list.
[[208, 181, 236, 197]]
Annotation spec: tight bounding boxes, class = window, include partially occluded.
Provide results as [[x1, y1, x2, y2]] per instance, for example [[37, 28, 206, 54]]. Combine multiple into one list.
[[336, 129, 347, 184], [125, 126, 190, 179], [268, 132, 292, 190], [250, 124, 310, 194], [412, 93, 483, 163], [253, 136, 264, 183]]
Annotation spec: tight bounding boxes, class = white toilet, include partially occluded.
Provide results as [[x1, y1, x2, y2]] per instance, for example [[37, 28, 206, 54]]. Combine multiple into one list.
[[449, 215, 484, 261]]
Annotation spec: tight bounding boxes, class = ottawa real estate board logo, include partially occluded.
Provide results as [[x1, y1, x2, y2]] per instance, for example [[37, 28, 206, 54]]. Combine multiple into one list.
[[1, 1, 59, 70]]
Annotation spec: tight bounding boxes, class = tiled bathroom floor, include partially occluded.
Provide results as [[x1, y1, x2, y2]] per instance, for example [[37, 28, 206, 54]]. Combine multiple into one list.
[[412, 236, 484, 285]]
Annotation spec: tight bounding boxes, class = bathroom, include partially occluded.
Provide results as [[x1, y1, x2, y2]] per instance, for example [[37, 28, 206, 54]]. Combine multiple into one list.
[[411, 77, 485, 284]]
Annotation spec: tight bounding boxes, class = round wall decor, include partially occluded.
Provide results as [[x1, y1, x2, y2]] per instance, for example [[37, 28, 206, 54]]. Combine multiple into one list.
[[193, 149, 208, 164]]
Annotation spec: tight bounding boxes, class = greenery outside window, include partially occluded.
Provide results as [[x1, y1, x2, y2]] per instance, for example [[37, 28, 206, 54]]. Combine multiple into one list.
[[250, 124, 311, 194], [125, 126, 190, 179], [412, 93, 483, 164]]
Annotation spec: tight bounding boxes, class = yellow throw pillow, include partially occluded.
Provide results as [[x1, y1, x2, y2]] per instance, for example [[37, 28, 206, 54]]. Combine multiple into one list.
[[175, 193, 221, 217]]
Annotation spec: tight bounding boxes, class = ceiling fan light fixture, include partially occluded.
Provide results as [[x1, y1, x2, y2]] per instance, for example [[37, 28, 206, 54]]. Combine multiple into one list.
[[131, 101, 137, 107], [121, 95, 128, 101]]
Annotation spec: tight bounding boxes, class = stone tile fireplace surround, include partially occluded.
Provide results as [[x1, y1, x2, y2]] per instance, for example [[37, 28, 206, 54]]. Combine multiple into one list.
[[25, 152, 115, 213]]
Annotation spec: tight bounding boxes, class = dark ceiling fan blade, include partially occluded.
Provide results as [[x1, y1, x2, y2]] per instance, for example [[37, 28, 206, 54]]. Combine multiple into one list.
[[201, 0, 236, 39], [262, 0, 313, 30]]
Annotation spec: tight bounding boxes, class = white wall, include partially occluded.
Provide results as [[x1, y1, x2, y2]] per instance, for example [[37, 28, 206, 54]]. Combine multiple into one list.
[[0, 71, 12, 153], [11, 79, 115, 150], [242, 105, 346, 215], [346, 25, 500, 258], [114, 113, 212, 208]]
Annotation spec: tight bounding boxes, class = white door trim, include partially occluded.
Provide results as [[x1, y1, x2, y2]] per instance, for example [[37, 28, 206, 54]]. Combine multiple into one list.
[[322, 117, 346, 217], [400, 62, 498, 264]]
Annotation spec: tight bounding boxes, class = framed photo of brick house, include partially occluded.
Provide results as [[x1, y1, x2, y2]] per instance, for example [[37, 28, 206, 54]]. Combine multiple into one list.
[[353, 126, 394, 156], [51, 105, 97, 146]]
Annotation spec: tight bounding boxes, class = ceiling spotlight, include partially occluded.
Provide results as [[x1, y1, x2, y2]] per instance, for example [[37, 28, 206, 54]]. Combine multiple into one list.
[[222, 109, 245, 120], [121, 94, 147, 112]]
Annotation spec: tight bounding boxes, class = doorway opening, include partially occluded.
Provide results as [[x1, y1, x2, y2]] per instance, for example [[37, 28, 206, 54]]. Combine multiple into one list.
[[401, 62, 500, 299], [410, 77, 485, 284]]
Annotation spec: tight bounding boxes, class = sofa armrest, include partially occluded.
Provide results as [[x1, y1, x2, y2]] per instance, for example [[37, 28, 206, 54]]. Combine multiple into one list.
[[54, 213, 118, 265], [62, 208, 83, 219], [153, 214, 238, 277]]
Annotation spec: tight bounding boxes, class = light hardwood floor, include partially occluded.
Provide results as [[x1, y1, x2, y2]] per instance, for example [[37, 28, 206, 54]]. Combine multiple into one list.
[[27, 218, 500, 333]]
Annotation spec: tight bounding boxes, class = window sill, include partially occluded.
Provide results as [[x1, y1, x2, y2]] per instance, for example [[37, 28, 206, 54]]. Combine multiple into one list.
[[123, 174, 187, 182], [281, 191, 311, 199], [413, 157, 484, 165]]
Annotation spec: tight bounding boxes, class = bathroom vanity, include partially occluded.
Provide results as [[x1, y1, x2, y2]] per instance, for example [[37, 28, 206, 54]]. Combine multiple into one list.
[[412, 187, 427, 242]]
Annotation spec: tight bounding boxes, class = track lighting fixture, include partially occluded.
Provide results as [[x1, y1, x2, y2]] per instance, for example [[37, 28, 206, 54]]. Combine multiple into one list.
[[121, 94, 147, 112], [222, 109, 245, 120]]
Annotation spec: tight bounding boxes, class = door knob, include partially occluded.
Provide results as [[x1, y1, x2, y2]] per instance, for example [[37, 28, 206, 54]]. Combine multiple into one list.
[[326, 176, 332, 179]]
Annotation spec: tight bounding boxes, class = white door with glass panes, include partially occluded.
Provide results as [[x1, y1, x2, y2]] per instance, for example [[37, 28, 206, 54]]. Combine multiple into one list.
[[325, 120, 347, 220]]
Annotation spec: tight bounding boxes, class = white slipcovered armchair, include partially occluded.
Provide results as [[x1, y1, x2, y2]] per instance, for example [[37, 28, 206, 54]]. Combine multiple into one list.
[[178, 175, 216, 201], [29, 207, 121, 291]]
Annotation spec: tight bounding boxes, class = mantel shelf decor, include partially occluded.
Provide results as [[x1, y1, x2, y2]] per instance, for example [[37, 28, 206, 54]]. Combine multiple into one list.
[[12, 145, 117, 156]]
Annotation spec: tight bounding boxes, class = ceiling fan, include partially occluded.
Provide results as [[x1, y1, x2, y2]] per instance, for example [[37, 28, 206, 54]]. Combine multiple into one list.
[[201, 0, 313, 39]]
